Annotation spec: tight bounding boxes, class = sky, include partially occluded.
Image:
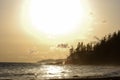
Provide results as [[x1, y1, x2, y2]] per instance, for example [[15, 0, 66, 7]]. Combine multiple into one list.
[[0, 0, 120, 62]]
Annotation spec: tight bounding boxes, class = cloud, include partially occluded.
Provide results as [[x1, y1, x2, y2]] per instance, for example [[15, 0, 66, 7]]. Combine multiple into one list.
[[50, 43, 69, 52], [27, 47, 39, 54], [102, 20, 107, 23], [57, 43, 69, 48]]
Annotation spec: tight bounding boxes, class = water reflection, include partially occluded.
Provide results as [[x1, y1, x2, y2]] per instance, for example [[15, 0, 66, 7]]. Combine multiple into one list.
[[1, 64, 120, 80], [37, 65, 67, 79], [46, 65, 63, 74], [26, 65, 120, 79]]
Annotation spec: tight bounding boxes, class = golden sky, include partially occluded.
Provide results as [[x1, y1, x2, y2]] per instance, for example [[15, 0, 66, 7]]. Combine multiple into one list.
[[0, 0, 120, 62]]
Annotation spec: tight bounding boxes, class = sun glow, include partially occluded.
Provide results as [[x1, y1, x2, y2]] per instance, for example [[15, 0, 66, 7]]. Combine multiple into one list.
[[28, 0, 88, 36]]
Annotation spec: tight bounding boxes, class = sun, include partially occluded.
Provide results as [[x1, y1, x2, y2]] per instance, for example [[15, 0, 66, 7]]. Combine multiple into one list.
[[28, 0, 87, 36]]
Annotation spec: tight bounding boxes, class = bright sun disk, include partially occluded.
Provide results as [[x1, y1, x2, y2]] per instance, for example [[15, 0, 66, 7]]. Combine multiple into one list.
[[28, 0, 87, 35]]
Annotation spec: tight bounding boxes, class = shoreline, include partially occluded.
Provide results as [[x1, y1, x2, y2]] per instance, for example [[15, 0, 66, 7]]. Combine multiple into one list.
[[49, 77, 120, 80], [1, 77, 120, 80]]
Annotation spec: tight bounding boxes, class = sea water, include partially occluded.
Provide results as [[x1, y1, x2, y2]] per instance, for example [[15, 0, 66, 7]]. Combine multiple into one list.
[[0, 63, 120, 80]]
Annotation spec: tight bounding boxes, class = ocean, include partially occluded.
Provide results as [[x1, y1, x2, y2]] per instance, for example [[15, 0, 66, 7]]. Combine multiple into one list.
[[0, 63, 120, 80]]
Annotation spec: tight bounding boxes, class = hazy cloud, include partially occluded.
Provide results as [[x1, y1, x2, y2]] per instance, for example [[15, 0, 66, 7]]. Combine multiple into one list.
[[27, 47, 39, 54], [102, 20, 107, 23], [57, 43, 69, 48]]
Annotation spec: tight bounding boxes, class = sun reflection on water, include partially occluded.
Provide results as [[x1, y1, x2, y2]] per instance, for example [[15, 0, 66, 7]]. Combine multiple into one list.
[[41, 65, 66, 79], [46, 65, 63, 74]]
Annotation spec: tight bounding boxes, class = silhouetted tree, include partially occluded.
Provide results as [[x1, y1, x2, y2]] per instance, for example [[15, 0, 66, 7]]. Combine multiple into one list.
[[66, 30, 120, 65]]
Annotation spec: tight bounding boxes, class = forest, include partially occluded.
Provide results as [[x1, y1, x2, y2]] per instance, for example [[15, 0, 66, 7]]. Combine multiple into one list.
[[65, 31, 120, 65]]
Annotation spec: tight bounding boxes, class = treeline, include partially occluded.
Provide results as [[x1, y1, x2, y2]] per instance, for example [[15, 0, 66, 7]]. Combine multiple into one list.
[[65, 31, 120, 65]]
